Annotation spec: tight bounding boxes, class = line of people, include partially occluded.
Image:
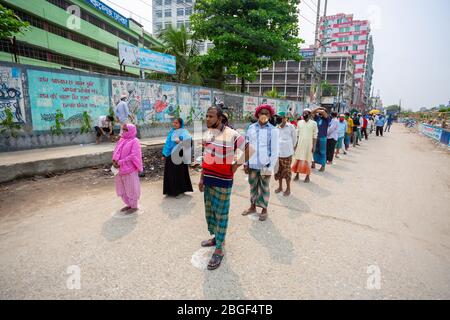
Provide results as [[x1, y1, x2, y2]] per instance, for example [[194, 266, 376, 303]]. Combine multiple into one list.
[[110, 104, 390, 271]]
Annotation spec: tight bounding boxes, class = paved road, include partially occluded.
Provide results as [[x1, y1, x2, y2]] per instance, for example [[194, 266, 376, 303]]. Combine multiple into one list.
[[0, 124, 449, 299]]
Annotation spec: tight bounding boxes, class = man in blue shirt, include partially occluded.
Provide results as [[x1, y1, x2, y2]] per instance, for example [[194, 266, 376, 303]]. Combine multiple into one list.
[[242, 104, 279, 221], [115, 94, 131, 135], [376, 115, 386, 136], [385, 114, 394, 132]]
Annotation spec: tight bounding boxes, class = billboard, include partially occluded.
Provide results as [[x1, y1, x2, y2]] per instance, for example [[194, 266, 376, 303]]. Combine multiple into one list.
[[118, 43, 176, 74], [85, 0, 128, 27]]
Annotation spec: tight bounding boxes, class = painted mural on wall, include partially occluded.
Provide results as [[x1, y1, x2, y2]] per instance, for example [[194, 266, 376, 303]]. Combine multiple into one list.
[[258, 97, 277, 110], [0, 66, 25, 124], [111, 80, 176, 124], [243, 95, 259, 118], [224, 93, 244, 122], [177, 85, 193, 122], [213, 90, 225, 107], [27, 70, 109, 131], [192, 88, 211, 121]]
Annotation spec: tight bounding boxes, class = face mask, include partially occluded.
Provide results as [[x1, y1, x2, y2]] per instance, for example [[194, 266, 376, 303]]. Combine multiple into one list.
[[340, 118, 345, 122], [259, 114, 269, 124]]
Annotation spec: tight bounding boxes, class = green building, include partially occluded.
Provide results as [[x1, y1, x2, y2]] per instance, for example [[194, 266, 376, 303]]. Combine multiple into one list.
[[0, 0, 161, 76]]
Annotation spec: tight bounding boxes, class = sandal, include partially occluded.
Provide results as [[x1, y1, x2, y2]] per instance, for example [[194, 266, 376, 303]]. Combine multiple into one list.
[[207, 253, 224, 270], [242, 209, 257, 216], [201, 238, 216, 247]]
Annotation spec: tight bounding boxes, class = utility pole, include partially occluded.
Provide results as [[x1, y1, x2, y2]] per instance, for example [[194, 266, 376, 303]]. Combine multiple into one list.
[[310, 0, 321, 106]]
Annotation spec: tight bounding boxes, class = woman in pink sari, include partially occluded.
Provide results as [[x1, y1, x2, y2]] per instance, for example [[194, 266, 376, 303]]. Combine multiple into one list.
[[112, 124, 143, 214]]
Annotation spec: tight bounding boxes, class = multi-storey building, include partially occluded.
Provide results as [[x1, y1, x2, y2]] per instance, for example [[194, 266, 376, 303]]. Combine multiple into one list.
[[152, 0, 213, 54], [226, 52, 355, 111], [319, 13, 374, 109], [0, 0, 161, 76]]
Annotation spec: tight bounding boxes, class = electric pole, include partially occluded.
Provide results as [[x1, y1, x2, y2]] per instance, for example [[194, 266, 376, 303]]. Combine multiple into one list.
[[310, 0, 321, 106]]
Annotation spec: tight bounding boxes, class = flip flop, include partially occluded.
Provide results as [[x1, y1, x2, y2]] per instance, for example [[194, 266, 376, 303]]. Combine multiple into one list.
[[207, 253, 224, 270], [201, 238, 216, 247], [242, 209, 257, 216]]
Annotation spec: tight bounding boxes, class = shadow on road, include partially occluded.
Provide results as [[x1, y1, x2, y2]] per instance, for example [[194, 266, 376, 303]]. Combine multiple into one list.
[[320, 170, 345, 183], [298, 180, 331, 197], [275, 192, 311, 218], [160, 194, 196, 220], [331, 164, 351, 172], [203, 259, 247, 299], [249, 219, 295, 265], [101, 214, 138, 242]]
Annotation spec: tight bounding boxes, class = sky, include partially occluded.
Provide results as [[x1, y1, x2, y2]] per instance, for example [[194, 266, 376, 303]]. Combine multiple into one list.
[[102, 0, 450, 111]]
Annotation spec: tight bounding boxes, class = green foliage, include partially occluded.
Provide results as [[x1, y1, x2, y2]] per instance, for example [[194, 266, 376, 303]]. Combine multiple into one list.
[[186, 106, 195, 126], [264, 89, 280, 98], [386, 105, 401, 112], [50, 109, 65, 136], [321, 81, 337, 97], [191, 0, 304, 92], [157, 25, 202, 85], [174, 105, 182, 119], [80, 111, 92, 134], [0, 108, 21, 137], [0, 4, 30, 40]]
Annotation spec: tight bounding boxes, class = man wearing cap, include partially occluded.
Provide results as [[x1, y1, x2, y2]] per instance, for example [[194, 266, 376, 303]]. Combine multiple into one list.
[[335, 114, 347, 158], [115, 94, 131, 135], [292, 108, 318, 183], [242, 104, 279, 221], [274, 112, 297, 196]]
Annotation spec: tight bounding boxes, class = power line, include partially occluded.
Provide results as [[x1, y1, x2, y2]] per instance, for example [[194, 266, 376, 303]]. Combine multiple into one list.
[[102, 0, 153, 24], [301, 0, 317, 15], [299, 14, 316, 26]]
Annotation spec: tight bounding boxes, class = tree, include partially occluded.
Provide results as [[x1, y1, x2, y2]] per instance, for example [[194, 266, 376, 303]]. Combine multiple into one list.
[[156, 25, 202, 85], [264, 89, 280, 98], [191, 0, 303, 93], [321, 81, 337, 97], [386, 105, 401, 113], [0, 4, 29, 40]]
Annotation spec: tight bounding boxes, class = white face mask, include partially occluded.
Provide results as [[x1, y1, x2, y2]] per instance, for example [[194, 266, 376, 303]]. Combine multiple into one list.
[[259, 114, 269, 124]]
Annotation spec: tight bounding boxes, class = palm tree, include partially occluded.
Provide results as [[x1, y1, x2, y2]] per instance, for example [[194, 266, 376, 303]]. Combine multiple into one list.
[[156, 25, 202, 85], [264, 89, 280, 98]]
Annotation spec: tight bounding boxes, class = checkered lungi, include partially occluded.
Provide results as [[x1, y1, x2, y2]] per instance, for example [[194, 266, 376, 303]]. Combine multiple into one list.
[[248, 169, 271, 209], [274, 156, 293, 181], [204, 185, 232, 250]]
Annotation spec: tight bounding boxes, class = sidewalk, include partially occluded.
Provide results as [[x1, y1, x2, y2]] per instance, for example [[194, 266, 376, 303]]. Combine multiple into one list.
[[0, 136, 172, 183]]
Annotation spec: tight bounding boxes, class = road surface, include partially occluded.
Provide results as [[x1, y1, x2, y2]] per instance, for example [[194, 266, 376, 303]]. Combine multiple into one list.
[[0, 124, 449, 299]]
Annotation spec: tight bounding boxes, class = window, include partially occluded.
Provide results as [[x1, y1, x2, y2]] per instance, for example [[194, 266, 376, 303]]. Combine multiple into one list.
[[185, 7, 192, 15], [165, 9, 172, 17], [155, 10, 162, 18], [354, 35, 359, 41], [177, 8, 184, 16], [155, 22, 163, 31], [355, 25, 361, 32], [186, 0, 192, 3], [353, 45, 358, 51], [184, 20, 190, 29], [155, 0, 162, 5], [164, 22, 172, 29], [177, 0, 184, 3], [177, 21, 184, 29], [164, 0, 172, 5], [198, 43, 205, 53]]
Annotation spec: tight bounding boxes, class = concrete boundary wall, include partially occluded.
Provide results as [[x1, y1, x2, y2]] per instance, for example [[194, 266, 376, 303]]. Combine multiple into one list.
[[0, 61, 304, 152]]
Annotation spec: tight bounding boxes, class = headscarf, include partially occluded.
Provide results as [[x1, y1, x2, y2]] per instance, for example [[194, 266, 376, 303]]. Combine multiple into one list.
[[162, 118, 192, 157], [254, 104, 275, 119], [112, 124, 143, 175]]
